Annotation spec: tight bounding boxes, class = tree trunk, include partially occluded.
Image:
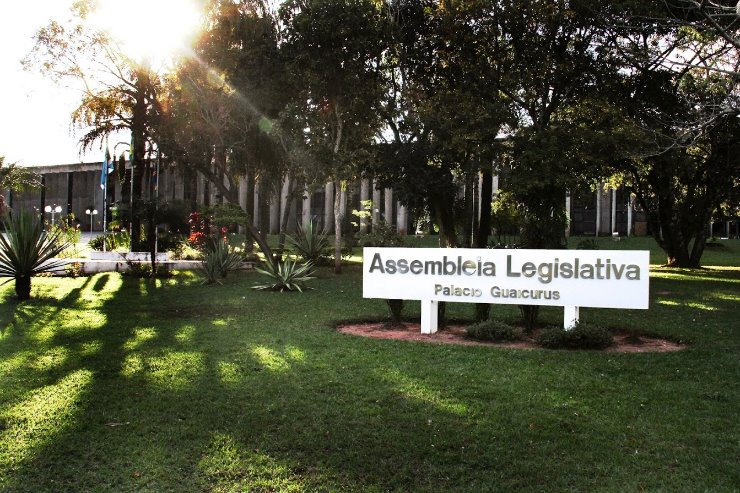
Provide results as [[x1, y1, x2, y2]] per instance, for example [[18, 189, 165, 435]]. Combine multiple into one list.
[[476, 168, 493, 248], [431, 198, 458, 248], [15, 276, 31, 301], [474, 168, 494, 322], [244, 171, 255, 254], [277, 173, 296, 254], [462, 170, 475, 248], [334, 180, 344, 274]]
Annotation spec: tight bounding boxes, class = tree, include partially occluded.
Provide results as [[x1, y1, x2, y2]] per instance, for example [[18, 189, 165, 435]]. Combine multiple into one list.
[[280, 0, 386, 274], [158, 0, 289, 267], [663, 0, 740, 54], [598, 3, 740, 266], [370, 0, 513, 249], [0, 156, 42, 216], [24, 1, 164, 249]]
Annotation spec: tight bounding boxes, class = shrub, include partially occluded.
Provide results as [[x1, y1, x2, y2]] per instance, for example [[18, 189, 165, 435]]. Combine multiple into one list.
[[576, 238, 599, 250], [89, 231, 131, 251], [705, 238, 728, 251], [360, 220, 405, 247], [466, 320, 523, 342], [199, 237, 243, 284], [65, 261, 85, 278], [0, 212, 69, 300], [287, 219, 328, 264], [536, 323, 614, 350], [252, 259, 315, 292], [47, 214, 81, 246], [170, 240, 203, 260]]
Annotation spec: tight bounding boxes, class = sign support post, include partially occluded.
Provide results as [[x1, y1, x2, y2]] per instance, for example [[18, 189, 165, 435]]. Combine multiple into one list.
[[564, 306, 579, 330], [421, 300, 439, 334]]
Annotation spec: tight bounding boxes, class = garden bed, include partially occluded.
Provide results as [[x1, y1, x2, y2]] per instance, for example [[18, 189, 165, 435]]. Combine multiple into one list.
[[337, 322, 686, 352]]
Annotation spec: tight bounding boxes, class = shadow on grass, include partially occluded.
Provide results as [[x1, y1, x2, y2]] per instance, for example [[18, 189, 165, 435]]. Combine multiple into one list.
[[0, 269, 738, 492]]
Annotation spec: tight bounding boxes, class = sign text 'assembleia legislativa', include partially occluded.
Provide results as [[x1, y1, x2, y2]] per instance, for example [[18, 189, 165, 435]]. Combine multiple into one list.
[[363, 248, 649, 310]]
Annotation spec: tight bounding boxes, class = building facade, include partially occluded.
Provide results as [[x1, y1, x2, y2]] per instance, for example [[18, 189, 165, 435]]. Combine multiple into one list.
[[3, 161, 663, 239]]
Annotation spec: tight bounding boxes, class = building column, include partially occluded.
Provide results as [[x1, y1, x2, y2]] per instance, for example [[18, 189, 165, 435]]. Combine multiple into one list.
[[595, 184, 602, 236], [611, 188, 617, 235], [196, 172, 205, 207], [397, 202, 408, 235], [627, 193, 634, 237], [302, 189, 312, 228], [324, 182, 334, 233], [372, 180, 381, 230], [238, 176, 248, 212], [269, 189, 280, 234], [253, 180, 261, 230], [492, 175, 499, 196], [280, 176, 290, 231], [565, 191, 571, 237], [174, 173, 185, 201], [237, 176, 248, 234], [359, 178, 370, 233], [384, 188, 393, 225]]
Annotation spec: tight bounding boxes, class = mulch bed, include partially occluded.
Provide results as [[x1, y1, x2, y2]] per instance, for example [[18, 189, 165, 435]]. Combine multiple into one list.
[[337, 322, 686, 353]]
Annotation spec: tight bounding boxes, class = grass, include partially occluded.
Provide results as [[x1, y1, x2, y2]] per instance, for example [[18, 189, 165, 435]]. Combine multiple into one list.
[[0, 239, 738, 492]]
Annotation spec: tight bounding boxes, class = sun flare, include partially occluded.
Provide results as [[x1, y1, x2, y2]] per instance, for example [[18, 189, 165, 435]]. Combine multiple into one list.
[[89, 0, 202, 67]]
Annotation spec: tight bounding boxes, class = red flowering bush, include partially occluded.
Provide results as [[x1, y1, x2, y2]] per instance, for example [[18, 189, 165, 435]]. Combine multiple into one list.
[[188, 212, 210, 249]]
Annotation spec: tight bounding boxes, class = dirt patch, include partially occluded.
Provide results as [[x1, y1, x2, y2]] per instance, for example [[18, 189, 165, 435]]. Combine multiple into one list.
[[337, 322, 686, 353]]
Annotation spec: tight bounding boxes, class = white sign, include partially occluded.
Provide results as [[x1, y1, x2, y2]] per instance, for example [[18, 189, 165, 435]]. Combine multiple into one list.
[[363, 248, 650, 333]]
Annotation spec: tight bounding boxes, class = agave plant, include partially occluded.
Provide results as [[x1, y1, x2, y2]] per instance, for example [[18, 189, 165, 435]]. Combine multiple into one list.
[[199, 237, 243, 285], [286, 219, 328, 264], [252, 258, 315, 292], [0, 211, 69, 300]]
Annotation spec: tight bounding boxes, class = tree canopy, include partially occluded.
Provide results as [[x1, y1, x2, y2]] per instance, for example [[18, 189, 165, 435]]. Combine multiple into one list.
[[26, 0, 740, 268]]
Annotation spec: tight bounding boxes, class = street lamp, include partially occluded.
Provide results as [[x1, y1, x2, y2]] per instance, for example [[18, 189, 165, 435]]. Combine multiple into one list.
[[44, 205, 62, 225], [85, 209, 98, 233]]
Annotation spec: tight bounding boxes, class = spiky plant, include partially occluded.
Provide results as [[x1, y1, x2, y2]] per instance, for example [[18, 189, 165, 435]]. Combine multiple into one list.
[[252, 258, 315, 292], [0, 212, 69, 300], [199, 237, 243, 285], [286, 219, 328, 264]]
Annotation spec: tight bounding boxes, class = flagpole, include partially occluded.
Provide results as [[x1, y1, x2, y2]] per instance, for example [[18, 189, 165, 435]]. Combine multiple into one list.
[[129, 138, 134, 251], [101, 139, 110, 252], [103, 168, 108, 252]]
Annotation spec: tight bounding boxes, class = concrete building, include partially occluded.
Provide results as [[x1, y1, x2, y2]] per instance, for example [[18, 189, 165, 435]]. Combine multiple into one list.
[[3, 161, 656, 239]]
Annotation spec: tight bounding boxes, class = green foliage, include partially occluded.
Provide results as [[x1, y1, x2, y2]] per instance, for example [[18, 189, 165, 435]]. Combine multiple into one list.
[[170, 240, 204, 260], [359, 221, 405, 247], [0, 212, 69, 300], [89, 231, 131, 251], [466, 320, 523, 342], [47, 214, 81, 246], [576, 238, 600, 250], [210, 203, 248, 231], [286, 219, 328, 264], [0, 156, 41, 201], [351, 199, 373, 229], [537, 323, 614, 350], [252, 258, 315, 292], [199, 238, 243, 285], [122, 262, 152, 279], [64, 261, 85, 278]]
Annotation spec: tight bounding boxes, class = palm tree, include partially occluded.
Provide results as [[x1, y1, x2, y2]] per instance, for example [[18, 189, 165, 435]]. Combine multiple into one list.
[[0, 212, 69, 300], [0, 156, 41, 216]]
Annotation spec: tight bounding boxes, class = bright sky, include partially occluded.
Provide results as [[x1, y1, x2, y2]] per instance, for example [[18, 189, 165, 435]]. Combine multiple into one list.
[[0, 0, 201, 168], [0, 1, 85, 167]]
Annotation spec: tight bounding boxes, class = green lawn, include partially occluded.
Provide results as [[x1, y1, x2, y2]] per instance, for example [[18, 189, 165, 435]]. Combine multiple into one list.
[[0, 242, 738, 492]]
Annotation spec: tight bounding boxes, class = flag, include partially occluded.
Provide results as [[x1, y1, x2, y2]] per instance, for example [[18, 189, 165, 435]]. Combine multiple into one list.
[[100, 146, 113, 190]]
